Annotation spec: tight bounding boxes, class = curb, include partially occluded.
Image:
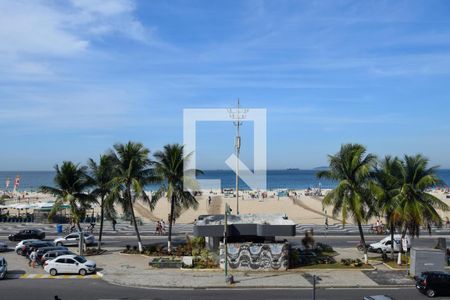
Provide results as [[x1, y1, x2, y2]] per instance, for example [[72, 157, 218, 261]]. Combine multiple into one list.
[[102, 277, 416, 290], [6, 273, 102, 279], [381, 263, 408, 271]]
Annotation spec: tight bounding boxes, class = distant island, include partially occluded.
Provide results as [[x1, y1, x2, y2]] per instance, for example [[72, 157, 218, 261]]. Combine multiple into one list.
[[286, 168, 300, 171], [313, 166, 329, 170]]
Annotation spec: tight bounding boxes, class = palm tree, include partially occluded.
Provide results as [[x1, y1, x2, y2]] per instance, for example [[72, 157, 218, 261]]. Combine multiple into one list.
[[317, 143, 377, 264], [152, 144, 200, 253], [87, 155, 116, 251], [373, 156, 403, 259], [40, 161, 94, 232], [397, 154, 449, 237], [109, 142, 154, 252]]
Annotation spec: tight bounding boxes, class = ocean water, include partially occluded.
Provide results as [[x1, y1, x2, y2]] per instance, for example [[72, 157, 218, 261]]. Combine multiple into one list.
[[1, 169, 450, 192]]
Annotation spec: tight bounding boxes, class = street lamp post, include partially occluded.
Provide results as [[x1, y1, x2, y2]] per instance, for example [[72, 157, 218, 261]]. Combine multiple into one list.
[[224, 203, 232, 282], [228, 99, 248, 215]]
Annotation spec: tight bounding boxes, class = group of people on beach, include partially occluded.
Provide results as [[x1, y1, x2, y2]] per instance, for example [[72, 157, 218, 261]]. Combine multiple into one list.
[[155, 219, 166, 235]]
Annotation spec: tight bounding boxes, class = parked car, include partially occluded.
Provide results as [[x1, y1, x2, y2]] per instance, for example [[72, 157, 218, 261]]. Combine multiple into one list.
[[41, 250, 74, 264], [36, 246, 68, 261], [0, 257, 6, 279], [15, 239, 39, 255], [44, 254, 96, 276], [369, 235, 411, 253], [415, 271, 450, 297], [54, 233, 95, 247], [8, 229, 45, 241], [20, 241, 54, 256], [363, 296, 394, 300], [0, 242, 8, 252]]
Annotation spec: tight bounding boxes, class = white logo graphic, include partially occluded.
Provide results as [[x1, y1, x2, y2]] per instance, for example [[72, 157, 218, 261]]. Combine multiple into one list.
[[183, 108, 267, 191]]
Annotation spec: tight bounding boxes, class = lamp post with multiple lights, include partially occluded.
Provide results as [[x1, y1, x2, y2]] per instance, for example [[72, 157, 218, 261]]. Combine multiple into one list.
[[227, 99, 248, 215]]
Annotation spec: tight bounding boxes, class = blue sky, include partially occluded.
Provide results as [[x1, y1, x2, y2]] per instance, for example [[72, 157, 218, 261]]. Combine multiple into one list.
[[1, 0, 450, 170]]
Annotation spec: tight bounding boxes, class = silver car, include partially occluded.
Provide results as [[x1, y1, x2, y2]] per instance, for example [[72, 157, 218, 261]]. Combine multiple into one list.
[[14, 239, 39, 255], [41, 250, 74, 264], [0, 257, 7, 279], [54, 233, 95, 246]]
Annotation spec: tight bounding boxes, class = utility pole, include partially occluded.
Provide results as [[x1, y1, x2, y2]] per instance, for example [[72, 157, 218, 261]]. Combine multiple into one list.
[[228, 99, 248, 215], [312, 275, 321, 300]]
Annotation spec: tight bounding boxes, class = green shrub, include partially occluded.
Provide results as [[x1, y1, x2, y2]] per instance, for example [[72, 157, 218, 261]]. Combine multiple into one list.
[[290, 248, 301, 267], [315, 242, 333, 253], [340, 258, 363, 267]]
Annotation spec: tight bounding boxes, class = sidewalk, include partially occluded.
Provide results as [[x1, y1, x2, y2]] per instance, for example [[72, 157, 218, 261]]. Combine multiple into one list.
[[93, 249, 394, 289]]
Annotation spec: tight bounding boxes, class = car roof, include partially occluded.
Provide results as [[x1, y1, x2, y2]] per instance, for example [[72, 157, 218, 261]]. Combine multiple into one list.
[[45, 249, 71, 254], [28, 241, 48, 244], [37, 246, 66, 251], [55, 254, 78, 259], [21, 239, 39, 243], [422, 271, 449, 275]]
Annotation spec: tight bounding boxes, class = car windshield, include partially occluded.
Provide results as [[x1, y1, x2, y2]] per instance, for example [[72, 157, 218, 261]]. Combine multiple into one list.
[[418, 274, 428, 281], [0, 260, 4, 266], [73, 256, 87, 263]]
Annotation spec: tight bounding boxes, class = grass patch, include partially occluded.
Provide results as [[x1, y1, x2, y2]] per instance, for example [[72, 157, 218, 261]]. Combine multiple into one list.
[[321, 251, 339, 257], [384, 260, 408, 269], [370, 257, 409, 269]]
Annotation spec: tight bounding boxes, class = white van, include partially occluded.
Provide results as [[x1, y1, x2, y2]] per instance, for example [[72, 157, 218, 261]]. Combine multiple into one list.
[[369, 234, 411, 253]]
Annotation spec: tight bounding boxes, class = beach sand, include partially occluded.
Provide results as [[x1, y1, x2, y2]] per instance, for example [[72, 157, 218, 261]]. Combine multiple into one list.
[[2, 189, 450, 226]]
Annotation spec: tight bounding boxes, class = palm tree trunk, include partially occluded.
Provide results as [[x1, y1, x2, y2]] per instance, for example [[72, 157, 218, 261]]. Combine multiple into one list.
[[390, 223, 395, 260], [76, 221, 84, 256], [398, 227, 407, 265], [357, 220, 368, 264], [127, 187, 143, 252], [168, 193, 175, 253], [97, 195, 104, 251]]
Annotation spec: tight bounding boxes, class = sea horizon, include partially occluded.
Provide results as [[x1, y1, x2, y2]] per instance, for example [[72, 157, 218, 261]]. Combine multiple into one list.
[[1, 169, 449, 192]]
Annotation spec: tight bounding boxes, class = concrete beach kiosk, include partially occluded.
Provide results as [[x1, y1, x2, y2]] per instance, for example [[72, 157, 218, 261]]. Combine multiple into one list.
[[193, 214, 296, 271]]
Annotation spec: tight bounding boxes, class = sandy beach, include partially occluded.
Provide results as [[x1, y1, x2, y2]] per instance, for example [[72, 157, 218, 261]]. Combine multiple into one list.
[[3, 188, 449, 226]]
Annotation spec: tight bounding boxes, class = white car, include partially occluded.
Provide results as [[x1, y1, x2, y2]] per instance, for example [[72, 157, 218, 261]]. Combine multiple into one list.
[[44, 254, 96, 276], [54, 233, 95, 246], [14, 239, 39, 255], [369, 234, 411, 253]]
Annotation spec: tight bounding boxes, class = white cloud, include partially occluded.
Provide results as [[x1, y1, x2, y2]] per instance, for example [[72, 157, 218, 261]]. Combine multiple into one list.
[[70, 0, 135, 16], [0, 0, 152, 77], [0, 0, 88, 56]]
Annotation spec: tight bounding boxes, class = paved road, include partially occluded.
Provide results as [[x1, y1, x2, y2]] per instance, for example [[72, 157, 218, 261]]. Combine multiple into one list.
[[0, 233, 444, 250], [1, 222, 450, 237], [0, 279, 446, 300]]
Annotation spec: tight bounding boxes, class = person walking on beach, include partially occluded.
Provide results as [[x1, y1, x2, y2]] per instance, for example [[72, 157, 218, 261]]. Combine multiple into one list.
[[208, 196, 211, 206]]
